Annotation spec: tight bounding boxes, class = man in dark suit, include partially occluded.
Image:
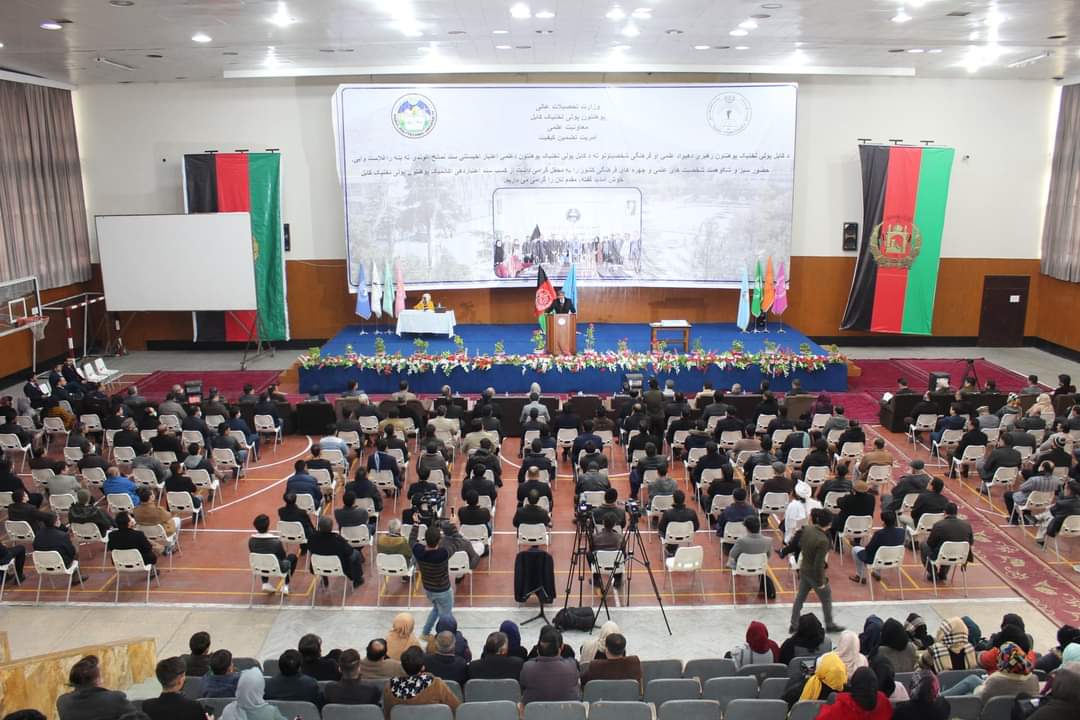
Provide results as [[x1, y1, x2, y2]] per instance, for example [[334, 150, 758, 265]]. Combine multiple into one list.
[[548, 288, 575, 314], [911, 476, 950, 527], [517, 467, 553, 507], [461, 466, 497, 505], [424, 631, 469, 686], [518, 439, 555, 483], [34, 511, 86, 580], [467, 632, 524, 680], [265, 649, 323, 707], [107, 510, 158, 567], [323, 649, 381, 706], [367, 438, 402, 488], [143, 656, 207, 720], [56, 655, 135, 720], [286, 460, 321, 510], [344, 469, 383, 517], [278, 492, 315, 554], [978, 435, 1022, 486], [658, 490, 699, 556], [114, 418, 148, 456], [308, 516, 363, 587], [922, 502, 974, 581], [513, 490, 551, 527], [249, 513, 296, 594], [23, 374, 45, 409], [181, 406, 212, 445], [298, 634, 341, 681]]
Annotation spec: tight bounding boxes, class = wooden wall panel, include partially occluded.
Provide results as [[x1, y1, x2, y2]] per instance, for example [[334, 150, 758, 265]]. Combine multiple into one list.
[[1035, 272, 1080, 350]]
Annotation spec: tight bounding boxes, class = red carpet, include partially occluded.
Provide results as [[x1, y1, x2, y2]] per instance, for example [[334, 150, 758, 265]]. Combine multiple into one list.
[[123, 370, 280, 401], [849, 358, 1038, 394]]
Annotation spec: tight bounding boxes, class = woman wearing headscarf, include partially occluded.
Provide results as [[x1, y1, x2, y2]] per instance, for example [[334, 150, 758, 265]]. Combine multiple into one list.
[[1029, 662, 1080, 720], [1038, 629, 1080, 674], [877, 619, 919, 673], [783, 652, 848, 707], [386, 613, 422, 660], [816, 666, 892, 720], [837, 630, 870, 678], [925, 617, 978, 672], [860, 617, 884, 658], [424, 615, 471, 662], [870, 656, 909, 703], [498, 620, 528, 660], [780, 614, 834, 665], [978, 614, 1035, 672], [944, 642, 1038, 698], [893, 669, 950, 720], [904, 614, 932, 650], [580, 620, 620, 664], [728, 621, 781, 668], [219, 668, 288, 720]]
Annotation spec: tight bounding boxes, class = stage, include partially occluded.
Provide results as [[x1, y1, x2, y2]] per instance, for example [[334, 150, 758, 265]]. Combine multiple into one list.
[[299, 322, 848, 395]]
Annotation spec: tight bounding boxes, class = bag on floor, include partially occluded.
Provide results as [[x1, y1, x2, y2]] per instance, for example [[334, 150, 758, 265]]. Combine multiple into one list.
[[554, 607, 596, 632]]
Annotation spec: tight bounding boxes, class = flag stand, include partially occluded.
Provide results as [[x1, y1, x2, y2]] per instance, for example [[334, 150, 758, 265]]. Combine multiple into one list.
[[776, 314, 786, 334]]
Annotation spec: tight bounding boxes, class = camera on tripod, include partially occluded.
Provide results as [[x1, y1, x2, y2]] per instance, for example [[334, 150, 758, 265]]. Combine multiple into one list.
[[624, 499, 642, 519], [575, 502, 595, 527], [410, 490, 444, 526]]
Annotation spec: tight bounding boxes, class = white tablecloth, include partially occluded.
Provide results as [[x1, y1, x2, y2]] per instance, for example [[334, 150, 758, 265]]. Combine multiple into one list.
[[395, 309, 456, 337]]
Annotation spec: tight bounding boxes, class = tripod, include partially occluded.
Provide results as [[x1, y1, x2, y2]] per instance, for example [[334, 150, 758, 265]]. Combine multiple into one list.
[[962, 358, 980, 389], [592, 510, 673, 635], [563, 509, 598, 614]]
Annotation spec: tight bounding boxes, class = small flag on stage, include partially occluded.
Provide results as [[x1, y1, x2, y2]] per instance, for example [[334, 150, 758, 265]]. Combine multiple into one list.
[[773, 261, 789, 316], [737, 266, 750, 331], [751, 259, 763, 318], [762, 257, 775, 313], [371, 261, 383, 319], [394, 261, 406, 316], [563, 263, 578, 312], [535, 265, 555, 332], [355, 263, 371, 319], [382, 261, 394, 317]]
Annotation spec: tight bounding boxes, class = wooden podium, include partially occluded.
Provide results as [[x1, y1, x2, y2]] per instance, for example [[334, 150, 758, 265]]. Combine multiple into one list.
[[546, 313, 577, 355]]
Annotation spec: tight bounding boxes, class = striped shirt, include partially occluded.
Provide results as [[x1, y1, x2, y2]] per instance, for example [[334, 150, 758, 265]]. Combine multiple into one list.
[[412, 544, 451, 592], [1014, 475, 1062, 505]]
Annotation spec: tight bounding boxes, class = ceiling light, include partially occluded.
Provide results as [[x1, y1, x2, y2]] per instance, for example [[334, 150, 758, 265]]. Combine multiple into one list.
[[739, 19, 758, 30], [606, 7, 626, 21], [891, 9, 911, 24], [761, 3, 783, 8], [611, 44, 631, 50], [535, 10, 555, 19], [631, 8, 652, 19], [96, 56, 136, 71], [622, 23, 640, 37], [751, 14, 771, 20], [510, 3, 531, 19], [268, 3, 296, 28], [907, 48, 925, 53], [40, 21, 64, 30], [729, 28, 748, 37], [515, 45, 532, 49], [495, 44, 512, 50], [734, 46, 749, 50], [928, 48, 943, 53], [790, 49, 809, 65], [492, 29, 510, 34], [109, 0, 135, 6], [665, 29, 684, 35], [0, 43, 4, 49], [448, 30, 467, 35], [192, 31, 212, 43], [1007, 52, 1051, 69], [693, 45, 711, 50]]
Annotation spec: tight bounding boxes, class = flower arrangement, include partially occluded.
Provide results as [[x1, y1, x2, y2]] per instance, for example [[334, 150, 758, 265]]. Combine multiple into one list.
[[584, 324, 596, 352], [617, 337, 629, 353], [299, 346, 846, 377], [453, 335, 465, 353], [531, 328, 545, 353], [493, 339, 505, 355], [412, 337, 430, 355]]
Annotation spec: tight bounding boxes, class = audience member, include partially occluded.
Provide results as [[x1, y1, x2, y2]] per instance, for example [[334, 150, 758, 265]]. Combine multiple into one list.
[[519, 625, 581, 704], [727, 621, 780, 668], [265, 649, 322, 707], [323, 648, 381, 706], [423, 631, 469, 686], [359, 639, 403, 680], [219, 667, 288, 720], [298, 633, 340, 681], [468, 632, 524, 680], [308, 516, 364, 588], [579, 633, 642, 687], [815, 666, 891, 720], [182, 632, 212, 677], [200, 650, 239, 698], [142, 656, 206, 720], [56, 655, 135, 720], [382, 646, 461, 719], [387, 613, 422, 660]]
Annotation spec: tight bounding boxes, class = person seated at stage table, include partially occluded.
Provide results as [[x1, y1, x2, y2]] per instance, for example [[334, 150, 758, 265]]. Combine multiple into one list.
[[462, 420, 498, 455], [428, 405, 460, 444], [465, 437, 501, 486], [517, 466, 553, 508], [367, 439, 402, 488], [518, 438, 555, 484], [520, 392, 551, 424], [692, 441, 729, 487], [695, 380, 716, 407], [413, 293, 435, 311], [577, 441, 608, 475], [629, 442, 667, 499], [513, 489, 551, 528], [391, 380, 417, 404], [548, 288, 575, 314], [472, 386, 502, 419]]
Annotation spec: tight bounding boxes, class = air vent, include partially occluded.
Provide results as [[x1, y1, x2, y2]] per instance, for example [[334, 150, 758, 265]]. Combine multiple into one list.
[[946, 11, 970, 17]]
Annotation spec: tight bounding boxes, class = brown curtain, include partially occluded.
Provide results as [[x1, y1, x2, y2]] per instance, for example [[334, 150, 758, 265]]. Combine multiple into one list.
[[0, 79, 91, 289], [1042, 84, 1080, 282]]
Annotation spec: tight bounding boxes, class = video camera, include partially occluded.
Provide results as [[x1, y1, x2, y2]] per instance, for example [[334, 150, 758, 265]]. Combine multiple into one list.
[[410, 490, 444, 526], [623, 499, 642, 525]]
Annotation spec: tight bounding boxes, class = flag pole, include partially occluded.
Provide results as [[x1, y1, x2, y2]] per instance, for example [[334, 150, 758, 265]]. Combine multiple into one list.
[[777, 313, 786, 334]]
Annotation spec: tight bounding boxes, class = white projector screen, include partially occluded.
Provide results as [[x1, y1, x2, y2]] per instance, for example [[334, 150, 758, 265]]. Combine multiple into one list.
[[96, 213, 257, 312]]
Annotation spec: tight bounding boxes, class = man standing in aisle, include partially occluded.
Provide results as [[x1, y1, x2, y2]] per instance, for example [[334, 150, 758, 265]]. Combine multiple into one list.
[[788, 508, 844, 634], [412, 525, 453, 639]]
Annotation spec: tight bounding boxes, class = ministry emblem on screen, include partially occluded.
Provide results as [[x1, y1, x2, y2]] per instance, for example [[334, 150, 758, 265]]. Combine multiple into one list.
[[707, 92, 752, 135], [392, 94, 437, 138]]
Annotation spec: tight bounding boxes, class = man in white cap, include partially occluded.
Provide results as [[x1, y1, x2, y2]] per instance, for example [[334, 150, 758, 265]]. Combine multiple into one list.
[[783, 481, 821, 545]]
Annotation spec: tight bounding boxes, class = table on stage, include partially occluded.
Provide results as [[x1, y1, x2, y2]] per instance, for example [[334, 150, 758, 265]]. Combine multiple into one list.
[[649, 320, 692, 352], [395, 309, 456, 337]]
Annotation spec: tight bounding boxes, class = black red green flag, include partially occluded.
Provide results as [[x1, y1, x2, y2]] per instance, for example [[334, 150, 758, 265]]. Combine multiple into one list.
[[183, 152, 288, 342], [841, 145, 954, 335], [535, 265, 555, 333]]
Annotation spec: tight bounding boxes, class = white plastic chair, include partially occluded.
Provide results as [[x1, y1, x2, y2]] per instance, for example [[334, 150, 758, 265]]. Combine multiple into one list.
[[665, 545, 705, 603], [295, 492, 318, 515], [82, 466, 107, 493], [867, 544, 906, 600], [167, 491, 204, 536], [5, 520, 35, 544], [517, 523, 549, 548], [931, 429, 963, 465], [32, 550, 79, 603], [980, 466, 1018, 509], [131, 467, 162, 497], [107, 492, 135, 514], [113, 445, 136, 466], [31, 467, 56, 489], [0, 434, 32, 471], [255, 414, 282, 448], [708, 493, 734, 520], [906, 512, 944, 550], [188, 468, 219, 508], [159, 414, 181, 432], [803, 465, 829, 489], [951, 445, 987, 476], [719, 522, 747, 566], [837, 515, 874, 566], [930, 540, 970, 597], [756, 415, 777, 434], [1052, 515, 1080, 560], [375, 552, 415, 606], [276, 521, 308, 555], [311, 468, 336, 499], [448, 549, 473, 602], [310, 553, 351, 607], [909, 414, 938, 447], [822, 491, 847, 514], [370, 469, 399, 510], [810, 413, 830, 432], [111, 547, 159, 603], [138, 523, 177, 568], [647, 493, 674, 525], [181, 430, 205, 451], [660, 520, 696, 551], [49, 492, 77, 519], [340, 524, 374, 565], [1011, 490, 1054, 528], [461, 524, 492, 565], [249, 552, 289, 606], [0, 553, 21, 600], [771, 429, 792, 445], [865, 464, 892, 490], [71, 522, 108, 560], [212, 447, 244, 482], [42, 416, 69, 445], [759, 492, 789, 530], [896, 493, 919, 527], [731, 551, 770, 606]]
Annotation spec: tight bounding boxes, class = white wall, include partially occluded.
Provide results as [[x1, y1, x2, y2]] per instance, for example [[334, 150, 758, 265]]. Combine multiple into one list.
[[73, 73, 1058, 262]]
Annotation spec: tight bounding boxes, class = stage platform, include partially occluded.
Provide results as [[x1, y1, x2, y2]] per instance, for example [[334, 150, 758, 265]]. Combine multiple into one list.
[[300, 322, 848, 395]]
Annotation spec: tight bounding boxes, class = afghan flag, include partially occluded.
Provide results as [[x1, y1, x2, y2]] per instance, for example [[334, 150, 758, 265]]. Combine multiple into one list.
[[183, 153, 288, 341], [841, 145, 955, 334], [535, 265, 555, 332], [750, 259, 763, 317]]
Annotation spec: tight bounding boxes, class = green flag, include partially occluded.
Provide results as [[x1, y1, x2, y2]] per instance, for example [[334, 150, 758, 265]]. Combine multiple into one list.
[[751, 259, 763, 317], [247, 153, 288, 340], [382, 260, 394, 316]]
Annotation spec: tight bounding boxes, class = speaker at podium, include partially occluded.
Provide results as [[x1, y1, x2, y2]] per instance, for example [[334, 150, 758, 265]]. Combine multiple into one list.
[[546, 313, 577, 355]]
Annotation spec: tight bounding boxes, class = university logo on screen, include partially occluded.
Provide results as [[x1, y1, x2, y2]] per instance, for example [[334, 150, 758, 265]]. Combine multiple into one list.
[[391, 94, 437, 138]]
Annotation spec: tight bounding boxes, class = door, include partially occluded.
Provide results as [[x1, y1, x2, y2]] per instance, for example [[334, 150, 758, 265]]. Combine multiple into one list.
[[977, 275, 1029, 346]]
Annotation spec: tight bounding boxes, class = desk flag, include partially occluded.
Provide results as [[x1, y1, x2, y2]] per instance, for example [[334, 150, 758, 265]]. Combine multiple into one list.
[[354, 262, 371, 319], [737, 266, 750, 330]]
